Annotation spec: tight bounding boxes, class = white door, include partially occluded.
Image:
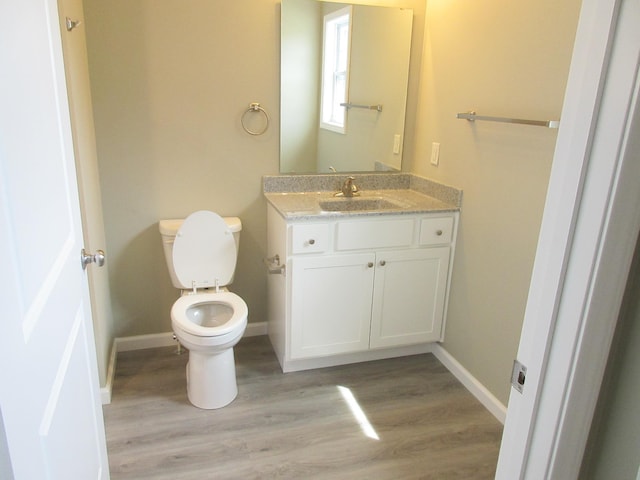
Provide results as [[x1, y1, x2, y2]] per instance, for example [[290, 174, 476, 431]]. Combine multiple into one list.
[[0, 0, 109, 479]]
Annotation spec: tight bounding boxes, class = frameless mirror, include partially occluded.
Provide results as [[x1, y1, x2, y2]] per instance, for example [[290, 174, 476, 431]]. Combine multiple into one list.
[[280, 0, 413, 173]]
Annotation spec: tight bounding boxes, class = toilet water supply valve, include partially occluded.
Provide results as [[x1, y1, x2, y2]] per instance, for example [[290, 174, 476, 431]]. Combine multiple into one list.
[[172, 333, 183, 355]]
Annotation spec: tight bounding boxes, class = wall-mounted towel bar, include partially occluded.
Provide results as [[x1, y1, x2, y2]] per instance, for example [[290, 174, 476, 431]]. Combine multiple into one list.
[[340, 102, 383, 112], [456, 111, 559, 129]]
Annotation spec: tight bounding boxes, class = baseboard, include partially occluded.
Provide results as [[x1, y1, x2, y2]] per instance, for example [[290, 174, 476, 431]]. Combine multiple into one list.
[[115, 332, 177, 352], [432, 343, 507, 424], [114, 322, 268, 353], [244, 321, 268, 337], [100, 387, 111, 405], [100, 340, 117, 405]]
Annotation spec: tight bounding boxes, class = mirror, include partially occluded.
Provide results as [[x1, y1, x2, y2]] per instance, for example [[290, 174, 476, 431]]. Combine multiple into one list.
[[281, 0, 413, 173]]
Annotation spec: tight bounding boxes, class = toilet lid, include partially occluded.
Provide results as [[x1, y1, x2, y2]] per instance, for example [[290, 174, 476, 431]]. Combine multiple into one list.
[[173, 210, 237, 289]]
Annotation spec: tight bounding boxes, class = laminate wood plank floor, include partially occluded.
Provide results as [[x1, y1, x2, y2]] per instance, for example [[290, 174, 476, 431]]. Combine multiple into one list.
[[104, 336, 503, 479]]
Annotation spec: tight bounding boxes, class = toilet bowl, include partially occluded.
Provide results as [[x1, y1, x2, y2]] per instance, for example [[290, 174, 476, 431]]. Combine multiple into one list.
[[159, 211, 248, 409]]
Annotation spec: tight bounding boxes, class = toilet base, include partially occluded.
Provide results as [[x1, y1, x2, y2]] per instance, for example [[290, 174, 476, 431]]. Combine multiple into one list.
[[185, 348, 238, 409]]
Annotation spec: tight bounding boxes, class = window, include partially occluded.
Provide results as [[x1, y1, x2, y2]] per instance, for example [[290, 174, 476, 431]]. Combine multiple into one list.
[[320, 6, 352, 133]]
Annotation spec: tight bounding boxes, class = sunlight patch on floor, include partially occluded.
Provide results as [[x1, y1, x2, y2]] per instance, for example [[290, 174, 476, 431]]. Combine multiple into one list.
[[337, 385, 380, 440]]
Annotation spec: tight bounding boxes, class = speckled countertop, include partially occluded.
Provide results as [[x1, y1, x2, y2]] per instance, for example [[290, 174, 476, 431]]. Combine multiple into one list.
[[264, 173, 462, 220]]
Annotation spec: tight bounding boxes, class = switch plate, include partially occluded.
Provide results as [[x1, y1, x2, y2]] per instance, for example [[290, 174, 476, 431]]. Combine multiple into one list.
[[430, 142, 440, 166], [393, 134, 401, 155]]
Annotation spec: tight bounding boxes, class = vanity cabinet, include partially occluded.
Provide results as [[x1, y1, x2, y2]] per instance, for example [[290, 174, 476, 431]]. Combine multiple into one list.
[[266, 203, 458, 372]]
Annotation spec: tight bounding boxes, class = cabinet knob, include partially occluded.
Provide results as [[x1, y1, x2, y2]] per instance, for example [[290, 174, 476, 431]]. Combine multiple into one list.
[[436, 229, 443, 236], [379, 260, 386, 266], [308, 239, 315, 245], [367, 262, 374, 268]]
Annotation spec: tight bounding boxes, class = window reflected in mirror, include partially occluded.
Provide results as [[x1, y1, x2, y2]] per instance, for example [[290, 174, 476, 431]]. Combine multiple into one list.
[[320, 6, 352, 134]]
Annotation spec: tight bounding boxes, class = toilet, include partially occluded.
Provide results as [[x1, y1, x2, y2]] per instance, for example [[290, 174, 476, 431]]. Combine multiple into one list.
[[159, 210, 248, 409]]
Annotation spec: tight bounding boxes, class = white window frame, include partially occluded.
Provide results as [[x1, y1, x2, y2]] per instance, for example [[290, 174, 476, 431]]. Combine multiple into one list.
[[320, 6, 352, 134]]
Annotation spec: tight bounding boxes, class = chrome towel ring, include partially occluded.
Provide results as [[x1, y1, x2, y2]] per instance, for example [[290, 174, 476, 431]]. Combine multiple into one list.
[[241, 102, 270, 136]]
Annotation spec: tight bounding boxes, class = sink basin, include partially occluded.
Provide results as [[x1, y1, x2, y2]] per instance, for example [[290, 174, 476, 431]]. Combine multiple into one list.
[[319, 197, 402, 212]]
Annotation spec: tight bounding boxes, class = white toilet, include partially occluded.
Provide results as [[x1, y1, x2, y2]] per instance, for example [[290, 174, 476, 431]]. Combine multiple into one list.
[[159, 210, 248, 409]]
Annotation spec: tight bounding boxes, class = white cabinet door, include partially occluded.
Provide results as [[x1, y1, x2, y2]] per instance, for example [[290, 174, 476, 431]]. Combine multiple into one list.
[[370, 247, 451, 348], [290, 253, 375, 359]]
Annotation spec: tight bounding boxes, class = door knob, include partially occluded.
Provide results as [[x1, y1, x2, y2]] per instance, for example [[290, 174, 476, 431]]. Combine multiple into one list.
[[81, 249, 105, 270], [379, 260, 386, 266]]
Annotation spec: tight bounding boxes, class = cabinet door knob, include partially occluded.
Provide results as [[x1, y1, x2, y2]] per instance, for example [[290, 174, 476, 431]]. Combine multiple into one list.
[[436, 229, 443, 236], [308, 239, 315, 245], [379, 260, 386, 266], [367, 262, 374, 268]]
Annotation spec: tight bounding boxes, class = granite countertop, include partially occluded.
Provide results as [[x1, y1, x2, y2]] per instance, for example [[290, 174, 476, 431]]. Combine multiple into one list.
[[263, 173, 462, 220]]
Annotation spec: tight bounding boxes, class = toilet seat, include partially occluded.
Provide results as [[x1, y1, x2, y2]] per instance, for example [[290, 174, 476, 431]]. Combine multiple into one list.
[[171, 291, 248, 337]]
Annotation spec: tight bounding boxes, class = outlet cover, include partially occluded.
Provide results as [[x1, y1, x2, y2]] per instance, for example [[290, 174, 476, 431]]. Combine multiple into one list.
[[393, 134, 401, 155], [430, 142, 440, 166]]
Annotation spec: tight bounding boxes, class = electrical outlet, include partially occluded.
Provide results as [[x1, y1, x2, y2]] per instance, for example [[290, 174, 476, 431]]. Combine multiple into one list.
[[393, 134, 401, 155], [430, 142, 440, 166]]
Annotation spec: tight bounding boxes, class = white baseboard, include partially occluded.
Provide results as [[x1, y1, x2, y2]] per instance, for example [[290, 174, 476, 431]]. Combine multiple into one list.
[[115, 332, 177, 352], [432, 343, 507, 424], [244, 321, 268, 337], [100, 321, 268, 405], [100, 341, 117, 405], [115, 321, 268, 353]]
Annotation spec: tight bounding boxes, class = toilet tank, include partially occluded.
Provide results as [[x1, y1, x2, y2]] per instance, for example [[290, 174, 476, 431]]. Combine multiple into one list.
[[159, 216, 242, 289]]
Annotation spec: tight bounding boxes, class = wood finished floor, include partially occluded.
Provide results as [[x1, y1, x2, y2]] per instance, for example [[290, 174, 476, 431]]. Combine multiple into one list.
[[104, 336, 503, 479]]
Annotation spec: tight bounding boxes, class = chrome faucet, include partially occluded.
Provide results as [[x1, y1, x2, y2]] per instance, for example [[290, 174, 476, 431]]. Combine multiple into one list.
[[335, 176, 360, 197]]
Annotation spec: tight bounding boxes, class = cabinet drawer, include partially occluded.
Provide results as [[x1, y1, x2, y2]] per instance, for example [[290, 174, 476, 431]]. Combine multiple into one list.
[[419, 216, 454, 245], [291, 223, 330, 254], [336, 218, 414, 251]]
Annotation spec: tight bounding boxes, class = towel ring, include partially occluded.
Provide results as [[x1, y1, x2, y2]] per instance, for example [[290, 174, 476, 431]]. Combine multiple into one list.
[[241, 102, 270, 136]]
